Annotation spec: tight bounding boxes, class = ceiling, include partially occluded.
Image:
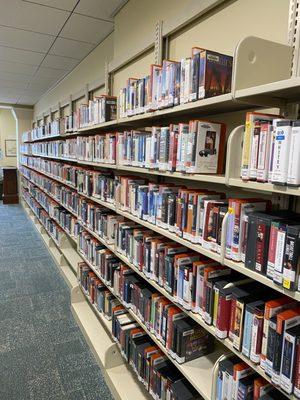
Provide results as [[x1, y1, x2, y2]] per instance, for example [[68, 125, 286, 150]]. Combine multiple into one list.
[[0, 0, 127, 106]]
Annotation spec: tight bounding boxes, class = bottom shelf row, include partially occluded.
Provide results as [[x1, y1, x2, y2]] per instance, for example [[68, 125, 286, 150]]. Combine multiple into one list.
[[78, 259, 290, 400]]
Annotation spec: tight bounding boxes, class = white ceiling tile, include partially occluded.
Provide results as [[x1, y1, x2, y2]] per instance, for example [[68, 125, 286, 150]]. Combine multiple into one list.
[[0, 0, 69, 35], [0, 60, 37, 75], [0, 78, 29, 90], [0, 96, 19, 104], [17, 95, 40, 105], [0, 46, 44, 66], [0, 26, 53, 53], [0, 71, 33, 82], [75, 0, 127, 20], [27, 79, 56, 91], [49, 37, 94, 59], [22, 0, 78, 11], [34, 66, 67, 79], [40, 54, 79, 70], [60, 13, 113, 44], [23, 88, 45, 96], [0, 87, 25, 97], [29, 75, 58, 86]]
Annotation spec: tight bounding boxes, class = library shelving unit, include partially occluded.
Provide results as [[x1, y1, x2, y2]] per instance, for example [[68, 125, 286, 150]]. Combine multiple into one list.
[[19, 36, 300, 399], [22, 200, 78, 290]]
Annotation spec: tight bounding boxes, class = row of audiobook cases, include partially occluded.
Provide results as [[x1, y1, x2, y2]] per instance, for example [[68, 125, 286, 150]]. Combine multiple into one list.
[[21, 166, 300, 398], [78, 218, 300, 398], [21, 181, 286, 400], [20, 159, 300, 294], [79, 257, 290, 400], [22, 111, 300, 187]]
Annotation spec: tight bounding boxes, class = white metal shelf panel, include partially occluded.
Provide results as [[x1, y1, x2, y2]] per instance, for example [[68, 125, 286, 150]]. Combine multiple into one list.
[[235, 77, 300, 103], [229, 177, 300, 196]]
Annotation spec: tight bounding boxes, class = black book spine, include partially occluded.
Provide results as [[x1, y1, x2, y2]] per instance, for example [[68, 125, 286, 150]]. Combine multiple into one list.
[[283, 226, 300, 291], [245, 215, 257, 270]]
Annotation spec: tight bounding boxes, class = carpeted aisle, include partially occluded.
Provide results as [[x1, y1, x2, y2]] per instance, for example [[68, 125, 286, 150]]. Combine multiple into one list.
[[0, 203, 114, 400]]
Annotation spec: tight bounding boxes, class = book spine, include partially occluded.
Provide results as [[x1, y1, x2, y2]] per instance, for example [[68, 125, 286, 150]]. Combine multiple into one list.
[[225, 200, 235, 259], [216, 294, 232, 339], [280, 329, 297, 394], [250, 309, 264, 364], [242, 308, 253, 358], [267, 222, 278, 279], [249, 122, 261, 180], [255, 219, 269, 274], [273, 227, 287, 285], [287, 124, 300, 186], [283, 228, 300, 291], [272, 123, 292, 185], [294, 337, 300, 398], [231, 201, 241, 260], [241, 115, 253, 180], [257, 122, 271, 182]]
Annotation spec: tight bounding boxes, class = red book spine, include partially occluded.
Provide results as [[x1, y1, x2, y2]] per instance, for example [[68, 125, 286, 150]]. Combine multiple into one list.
[[171, 132, 178, 171], [229, 298, 237, 341], [253, 381, 260, 400], [267, 223, 277, 278], [168, 131, 174, 169], [250, 310, 264, 363], [166, 313, 174, 350], [216, 294, 232, 339]]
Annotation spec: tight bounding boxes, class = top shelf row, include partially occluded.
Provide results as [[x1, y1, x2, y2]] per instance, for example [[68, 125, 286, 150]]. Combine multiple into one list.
[[26, 36, 299, 143]]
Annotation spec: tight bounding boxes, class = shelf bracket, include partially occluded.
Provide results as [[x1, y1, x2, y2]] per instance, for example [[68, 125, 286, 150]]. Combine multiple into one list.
[[232, 36, 293, 95], [104, 61, 110, 95], [288, 0, 300, 77], [104, 343, 124, 369], [71, 286, 83, 304], [84, 84, 89, 102], [154, 20, 163, 65], [224, 125, 244, 185], [58, 102, 62, 119]]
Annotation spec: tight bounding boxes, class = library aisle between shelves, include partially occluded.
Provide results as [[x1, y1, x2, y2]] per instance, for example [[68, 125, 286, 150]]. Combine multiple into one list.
[[0, 202, 113, 400]]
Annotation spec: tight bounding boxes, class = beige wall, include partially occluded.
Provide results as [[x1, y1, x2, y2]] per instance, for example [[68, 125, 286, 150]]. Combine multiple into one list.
[[0, 109, 17, 167], [34, 0, 290, 118], [112, 49, 155, 96], [169, 0, 289, 59]]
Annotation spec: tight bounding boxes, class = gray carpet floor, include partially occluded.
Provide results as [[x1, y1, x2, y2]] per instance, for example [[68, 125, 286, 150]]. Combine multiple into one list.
[[0, 203, 114, 400]]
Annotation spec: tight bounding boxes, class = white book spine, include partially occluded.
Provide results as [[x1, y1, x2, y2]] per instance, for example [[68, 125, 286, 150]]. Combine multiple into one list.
[[273, 230, 286, 285], [271, 122, 292, 184], [257, 123, 271, 182], [287, 123, 300, 186]]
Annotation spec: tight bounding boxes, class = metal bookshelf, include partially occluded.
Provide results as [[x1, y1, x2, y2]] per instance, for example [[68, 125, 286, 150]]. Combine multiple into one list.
[[20, 35, 300, 400], [20, 163, 300, 400]]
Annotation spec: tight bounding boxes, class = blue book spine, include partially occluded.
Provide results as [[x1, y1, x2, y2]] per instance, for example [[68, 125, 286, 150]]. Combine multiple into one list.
[[216, 376, 223, 400], [142, 191, 148, 218], [178, 267, 184, 302], [242, 309, 253, 358]]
